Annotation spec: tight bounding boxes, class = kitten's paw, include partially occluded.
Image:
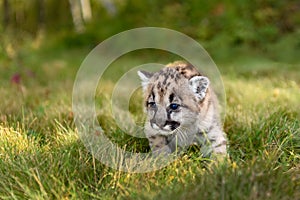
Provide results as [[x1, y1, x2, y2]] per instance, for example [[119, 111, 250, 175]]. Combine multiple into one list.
[[151, 145, 172, 157]]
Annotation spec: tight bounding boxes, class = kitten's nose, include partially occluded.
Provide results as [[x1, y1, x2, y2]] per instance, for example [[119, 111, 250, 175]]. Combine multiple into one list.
[[150, 118, 166, 129], [151, 106, 168, 129]]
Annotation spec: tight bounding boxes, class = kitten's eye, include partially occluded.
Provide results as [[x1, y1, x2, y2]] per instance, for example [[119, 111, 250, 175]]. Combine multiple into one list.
[[147, 102, 156, 108], [169, 103, 180, 110]]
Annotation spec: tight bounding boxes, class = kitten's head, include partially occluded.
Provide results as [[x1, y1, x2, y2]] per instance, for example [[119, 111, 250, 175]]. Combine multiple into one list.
[[138, 61, 210, 135]]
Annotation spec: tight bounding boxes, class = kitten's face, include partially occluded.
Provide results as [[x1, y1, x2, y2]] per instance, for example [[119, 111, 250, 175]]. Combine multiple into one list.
[[138, 63, 210, 135]]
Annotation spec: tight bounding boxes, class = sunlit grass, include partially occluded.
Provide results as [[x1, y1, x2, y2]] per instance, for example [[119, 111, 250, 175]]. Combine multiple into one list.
[[0, 43, 299, 199]]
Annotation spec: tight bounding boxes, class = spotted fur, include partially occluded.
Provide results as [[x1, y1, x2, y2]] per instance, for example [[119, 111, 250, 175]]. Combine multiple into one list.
[[138, 61, 227, 157]]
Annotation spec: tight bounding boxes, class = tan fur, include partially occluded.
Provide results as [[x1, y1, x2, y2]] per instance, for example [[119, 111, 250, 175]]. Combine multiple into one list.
[[138, 61, 227, 157]]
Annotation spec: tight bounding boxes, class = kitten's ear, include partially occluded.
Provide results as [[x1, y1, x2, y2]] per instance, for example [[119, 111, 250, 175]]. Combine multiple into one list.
[[189, 76, 210, 100], [137, 70, 153, 91]]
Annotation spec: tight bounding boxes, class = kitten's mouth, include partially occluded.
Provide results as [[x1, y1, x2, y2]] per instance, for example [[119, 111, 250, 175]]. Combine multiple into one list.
[[166, 121, 180, 131], [151, 121, 181, 135]]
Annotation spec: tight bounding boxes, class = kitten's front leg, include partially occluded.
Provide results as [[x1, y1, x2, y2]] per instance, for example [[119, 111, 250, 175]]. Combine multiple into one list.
[[148, 135, 172, 156]]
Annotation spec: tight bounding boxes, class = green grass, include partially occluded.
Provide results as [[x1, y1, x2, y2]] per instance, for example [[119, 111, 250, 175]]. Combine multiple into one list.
[[0, 38, 299, 199]]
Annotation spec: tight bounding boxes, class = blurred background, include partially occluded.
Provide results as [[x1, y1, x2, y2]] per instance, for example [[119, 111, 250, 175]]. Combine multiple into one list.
[[1, 0, 300, 63]]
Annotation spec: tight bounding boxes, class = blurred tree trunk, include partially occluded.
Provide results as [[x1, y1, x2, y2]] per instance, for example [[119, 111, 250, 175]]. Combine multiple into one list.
[[3, 0, 10, 29], [68, 0, 85, 33], [37, 0, 46, 31], [80, 0, 92, 23]]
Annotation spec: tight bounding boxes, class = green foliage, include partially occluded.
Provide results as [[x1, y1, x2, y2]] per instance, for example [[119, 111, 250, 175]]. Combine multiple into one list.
[[1, 0, 300, 51]]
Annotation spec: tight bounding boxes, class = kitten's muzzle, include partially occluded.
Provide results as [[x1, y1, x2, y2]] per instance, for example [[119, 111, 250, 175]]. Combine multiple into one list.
[[150, 118, 180, 131]]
